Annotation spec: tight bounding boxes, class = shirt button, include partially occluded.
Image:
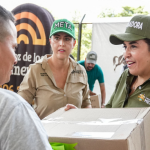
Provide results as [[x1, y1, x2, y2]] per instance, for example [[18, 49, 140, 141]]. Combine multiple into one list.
[[139, 86, 141, 89]]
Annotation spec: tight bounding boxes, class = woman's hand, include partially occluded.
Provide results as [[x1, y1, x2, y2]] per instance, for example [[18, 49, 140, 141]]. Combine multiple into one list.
[[64, 104, 78, 111]]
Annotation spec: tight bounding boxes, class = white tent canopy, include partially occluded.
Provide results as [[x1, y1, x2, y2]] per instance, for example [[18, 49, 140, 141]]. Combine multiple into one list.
[[91, 17, 131, 104], [83, 16, 131, 24]]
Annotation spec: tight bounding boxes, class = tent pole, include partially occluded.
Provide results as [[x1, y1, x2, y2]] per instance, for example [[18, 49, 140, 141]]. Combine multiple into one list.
[[77, 14, 86, 61]]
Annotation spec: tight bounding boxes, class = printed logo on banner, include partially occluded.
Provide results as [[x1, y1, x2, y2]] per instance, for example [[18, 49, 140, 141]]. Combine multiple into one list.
[[11, 11, 47, 78], [0, 4, 54, 92], [15, 12, 46, 45]]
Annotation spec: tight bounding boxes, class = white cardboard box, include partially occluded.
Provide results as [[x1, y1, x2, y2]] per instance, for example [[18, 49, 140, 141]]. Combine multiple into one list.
[[42, 107, 150, 150]]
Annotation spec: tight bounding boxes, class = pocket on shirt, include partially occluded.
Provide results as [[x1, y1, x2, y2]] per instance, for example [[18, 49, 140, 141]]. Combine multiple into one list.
[[67, 76, 87, 97], [37, 76, 54, 88], [36, 78, 58, 95]]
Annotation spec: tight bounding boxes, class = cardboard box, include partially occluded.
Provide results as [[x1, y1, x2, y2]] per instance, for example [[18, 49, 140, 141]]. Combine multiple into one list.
[[42, 108, 150, 150], [90, 94, 101, 108]]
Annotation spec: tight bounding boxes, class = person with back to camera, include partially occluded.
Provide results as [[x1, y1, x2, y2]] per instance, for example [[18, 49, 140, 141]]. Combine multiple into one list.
[[106, 15, 150, 108], [18, 18, 92, 119], [78, 51, 106, 108], [0, 5, 52, 150], [65, 15, 150, 110]]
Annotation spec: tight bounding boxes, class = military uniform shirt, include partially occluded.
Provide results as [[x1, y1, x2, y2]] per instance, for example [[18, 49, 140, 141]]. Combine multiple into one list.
[[106, 69, 150, 108], [18, 54, 91, 119]]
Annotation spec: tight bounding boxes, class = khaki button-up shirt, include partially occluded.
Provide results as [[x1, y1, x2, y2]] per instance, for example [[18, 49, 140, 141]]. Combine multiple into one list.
[[18, 54, 91, 119]]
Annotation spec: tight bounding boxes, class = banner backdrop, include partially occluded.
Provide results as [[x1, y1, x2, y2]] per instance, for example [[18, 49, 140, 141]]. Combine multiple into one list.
[[91, 17, 131, 103], [0, 3, 54, 92]]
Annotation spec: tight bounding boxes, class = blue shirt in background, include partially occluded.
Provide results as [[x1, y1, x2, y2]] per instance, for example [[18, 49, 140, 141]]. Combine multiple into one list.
[[78, 60, 104, 91]]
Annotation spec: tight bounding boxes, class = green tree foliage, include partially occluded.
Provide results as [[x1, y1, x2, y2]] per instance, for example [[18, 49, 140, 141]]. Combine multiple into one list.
[[98, 6, 149, 18], [98, 8, 116, 18], [71, 12, 92, 61], [118, 6, 149, 16]]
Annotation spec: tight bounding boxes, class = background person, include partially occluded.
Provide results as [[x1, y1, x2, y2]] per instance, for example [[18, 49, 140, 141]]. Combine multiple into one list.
[[0, 5, 52, 150], [78, 51, 106, 108], [106, 15, 150, 108], [18, 19, 91, 120]]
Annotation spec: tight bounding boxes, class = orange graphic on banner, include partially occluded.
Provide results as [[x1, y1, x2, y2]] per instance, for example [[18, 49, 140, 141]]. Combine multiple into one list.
[[15, 12, 46, 45]]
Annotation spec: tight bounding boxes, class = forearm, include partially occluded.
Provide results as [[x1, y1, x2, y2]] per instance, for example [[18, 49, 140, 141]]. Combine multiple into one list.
[[99, 83, 106, 107], [101, 90, 106, 104]]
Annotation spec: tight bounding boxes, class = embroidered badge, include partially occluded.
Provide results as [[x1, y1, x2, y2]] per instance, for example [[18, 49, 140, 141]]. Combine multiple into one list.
[[40, 73, 48, 76], [71, 70, 83, 74], [138, 93, 150, 105], [138, 93, 145, 101], [89, 54, 96, 59]]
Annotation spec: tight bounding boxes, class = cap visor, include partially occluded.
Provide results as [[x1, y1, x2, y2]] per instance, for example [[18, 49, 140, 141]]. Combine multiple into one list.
[[110, 33, 146, 45], [50, 30, 75, 39], [86, 59, 96, 64]]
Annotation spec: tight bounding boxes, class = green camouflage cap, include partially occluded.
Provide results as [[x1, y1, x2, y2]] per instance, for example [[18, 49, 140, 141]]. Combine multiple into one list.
[[50, 19, 75, 39], [110, 15, 150, 45]]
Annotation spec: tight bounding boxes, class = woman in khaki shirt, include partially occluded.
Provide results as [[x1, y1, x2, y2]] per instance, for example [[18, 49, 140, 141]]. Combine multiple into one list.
[[18, 19, 91, 119]]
